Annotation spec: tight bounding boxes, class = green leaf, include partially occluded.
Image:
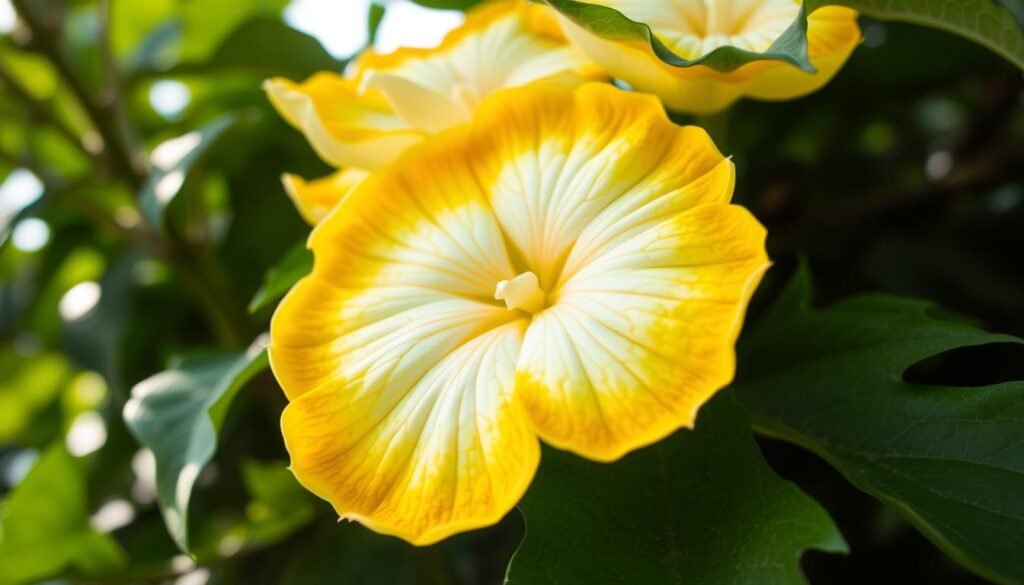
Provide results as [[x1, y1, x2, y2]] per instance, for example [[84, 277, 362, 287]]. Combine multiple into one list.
[[61, 251, 140, 396], [808, 0, 1024, 71], [248, 242, 313, 314], [0, 350, 71, 444], [123, 341, 269, 552], [178, 0, 290, 62], [543, 0, 1024, 74], [241, 459, 316, 546], [138, 114, 238, 231], [408, 0, 482, 9], [506, 392, 845, 585], [173, 18, 342, 78], [110, 0, 175, 57], [734, 267, 1024, 584], [368, 3, 386, 45], [0, 445, 126, 584], [275, 522, 424, 584]]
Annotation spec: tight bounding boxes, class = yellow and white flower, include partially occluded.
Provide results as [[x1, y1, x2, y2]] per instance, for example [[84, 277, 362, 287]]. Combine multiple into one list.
[[269, 83, 770, 545], [265, 0, 603, 224], [554, 0, 861, 114]]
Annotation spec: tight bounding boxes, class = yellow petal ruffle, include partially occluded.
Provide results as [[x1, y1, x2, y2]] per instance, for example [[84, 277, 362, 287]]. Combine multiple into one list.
[[264, 73, 424, 170], [270, 83, 769, 544], [281, 168, 370, 225], [556, 1, 860, 114], [357, 1, 604, 129]]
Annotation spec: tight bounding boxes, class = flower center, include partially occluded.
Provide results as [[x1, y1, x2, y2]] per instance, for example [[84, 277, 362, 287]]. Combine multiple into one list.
[[494, 271, 546, 314], [630, 0, 799, 57]]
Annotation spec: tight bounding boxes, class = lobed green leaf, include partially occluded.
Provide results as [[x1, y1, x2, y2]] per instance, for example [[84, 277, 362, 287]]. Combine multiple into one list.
[[506, 392, 845, 585], [734, 266, 1024, 584]]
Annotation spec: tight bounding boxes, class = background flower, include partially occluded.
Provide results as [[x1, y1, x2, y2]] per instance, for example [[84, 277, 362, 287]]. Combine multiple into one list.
[[553, 0, 861, 114], [265, 0, 603, 224]]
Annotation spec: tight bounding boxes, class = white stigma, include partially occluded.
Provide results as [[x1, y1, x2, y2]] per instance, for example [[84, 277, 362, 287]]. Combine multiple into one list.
[[494, 271, 545, 314]]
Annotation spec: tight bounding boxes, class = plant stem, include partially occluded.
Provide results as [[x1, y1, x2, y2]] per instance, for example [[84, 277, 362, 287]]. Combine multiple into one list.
[[10, 0, 144, 187], [96, 0, 146, 176], [0, 61, 92, 159]]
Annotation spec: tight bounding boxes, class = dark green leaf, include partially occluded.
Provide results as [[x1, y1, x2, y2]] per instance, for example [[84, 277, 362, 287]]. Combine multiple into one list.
[[138, 114, 238, 232], [275, 522, 424, 585], [241, 459, 316, 546], [178, 0, 290, 62], [62, 251, 140, 396], [174, 18, 342, 78], [248, 242, 313, 314], [123, 341, 269, 552], [808, 0, 1024, 71], [368, 3, 386, 45], [409, 0, 482, 9], [734, 267, 1024, 584], [0, 445, 126, 584], [506, 392, 845, 585]]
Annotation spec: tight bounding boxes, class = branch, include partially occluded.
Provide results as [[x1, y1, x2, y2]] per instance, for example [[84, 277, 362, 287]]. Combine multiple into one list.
[[10, 0, 144, 187], [96, 0, 146, 175], [0, 61, 92, 159]]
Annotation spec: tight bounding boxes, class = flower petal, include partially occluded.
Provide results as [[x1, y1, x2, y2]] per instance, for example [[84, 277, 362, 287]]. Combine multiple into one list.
[[745, 7, 860, 101], [469, 83, 733, 289], [281, 319, 539, 545], [359, 0, 604, 130], [517, 204, 769, 461], [282, 168, 370, 225], [264, 73, 424, 169], [271, 82, 769, 542], [270, 148, 522, 399], [270, 122, 542, 542]]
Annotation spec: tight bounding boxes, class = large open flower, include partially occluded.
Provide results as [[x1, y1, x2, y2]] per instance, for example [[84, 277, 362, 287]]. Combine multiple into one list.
[[265, 0, 602, 224], [554, 0, 860, 114], [269, 83, 769, 544]]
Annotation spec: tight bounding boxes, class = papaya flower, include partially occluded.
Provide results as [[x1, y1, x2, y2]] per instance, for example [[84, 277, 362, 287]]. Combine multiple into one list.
[[269, 83, 770, 545], [265, 0, 603, 224], [552, 0, 861, 114]]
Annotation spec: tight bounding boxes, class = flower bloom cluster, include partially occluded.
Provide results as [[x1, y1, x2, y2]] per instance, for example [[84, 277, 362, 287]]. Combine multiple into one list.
[[265, 0, 853, 544]]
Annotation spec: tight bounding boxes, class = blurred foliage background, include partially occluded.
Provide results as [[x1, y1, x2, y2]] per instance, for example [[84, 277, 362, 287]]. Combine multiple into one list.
[[0, 0, 1021, 584]]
